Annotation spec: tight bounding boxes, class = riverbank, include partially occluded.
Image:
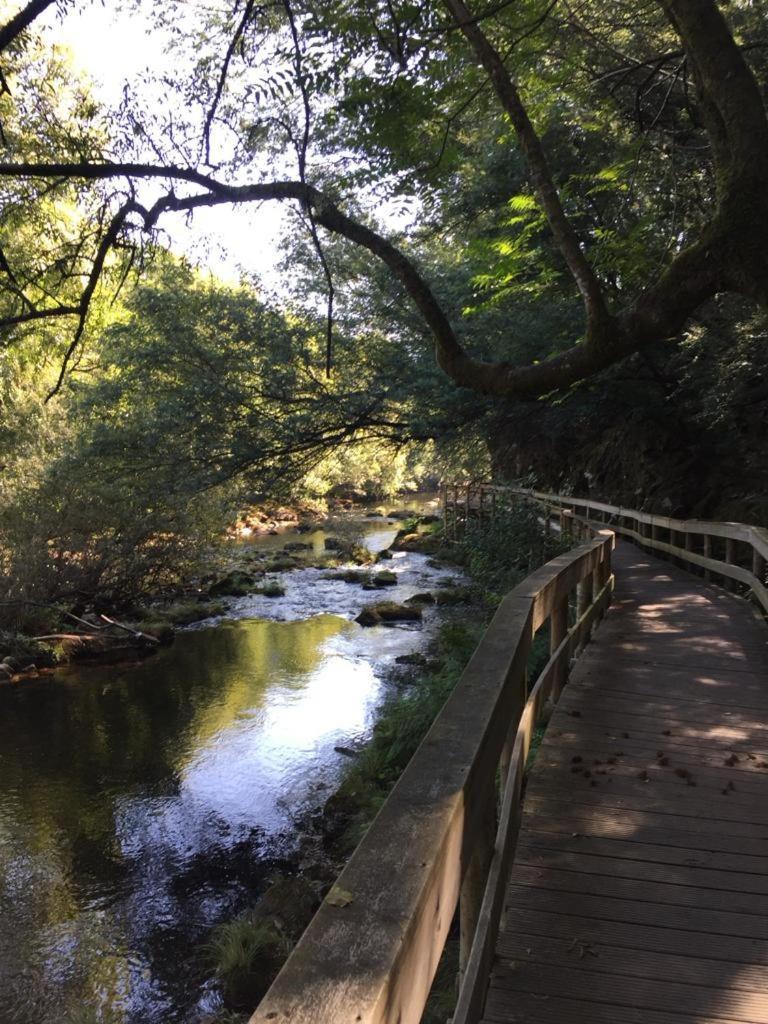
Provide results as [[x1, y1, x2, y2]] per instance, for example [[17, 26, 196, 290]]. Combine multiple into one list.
[[0, 499, 439, 684]]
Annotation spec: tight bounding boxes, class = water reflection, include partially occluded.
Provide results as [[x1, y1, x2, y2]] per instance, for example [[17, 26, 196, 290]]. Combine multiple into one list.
[[0, 616, 386, 1023], [0, 496, 450, 1023]]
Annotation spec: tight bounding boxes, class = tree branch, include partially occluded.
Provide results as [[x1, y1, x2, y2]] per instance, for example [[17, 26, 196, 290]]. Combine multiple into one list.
[[0, 0, 57, 52], [202, 0, 257, 166], [442, 0, 609, 329]]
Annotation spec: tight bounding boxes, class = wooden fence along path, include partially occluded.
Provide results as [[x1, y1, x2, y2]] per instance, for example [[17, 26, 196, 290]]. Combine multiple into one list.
[[252, 488, 768, 1024]]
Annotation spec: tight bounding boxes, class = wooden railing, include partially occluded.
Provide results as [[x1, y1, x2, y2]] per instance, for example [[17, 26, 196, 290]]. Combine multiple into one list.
[[444, 484, 767, 617], [251, 510, 614, 1024]]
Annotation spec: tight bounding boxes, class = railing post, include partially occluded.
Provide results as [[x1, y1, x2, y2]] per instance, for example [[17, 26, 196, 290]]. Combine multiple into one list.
[[703, 534, 712, 581], [725, 537, 736, 590], [459, 792, 496, 979], [753, 546, 766, 585], [550, 596, 569, 700]]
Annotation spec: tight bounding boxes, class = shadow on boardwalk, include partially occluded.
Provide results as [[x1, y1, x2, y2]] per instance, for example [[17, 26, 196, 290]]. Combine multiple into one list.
[[484, 540, 768, 1024]]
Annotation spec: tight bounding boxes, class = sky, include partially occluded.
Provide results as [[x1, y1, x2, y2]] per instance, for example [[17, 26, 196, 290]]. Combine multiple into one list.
[[38, 0, 290, 288]]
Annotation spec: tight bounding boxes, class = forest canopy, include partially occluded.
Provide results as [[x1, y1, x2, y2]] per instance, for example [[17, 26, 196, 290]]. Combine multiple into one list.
[[1, 0, 768, 603]]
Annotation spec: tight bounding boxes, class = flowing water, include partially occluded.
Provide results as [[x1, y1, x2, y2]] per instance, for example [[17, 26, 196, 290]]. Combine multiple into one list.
[[0, 497, 458, 1024]]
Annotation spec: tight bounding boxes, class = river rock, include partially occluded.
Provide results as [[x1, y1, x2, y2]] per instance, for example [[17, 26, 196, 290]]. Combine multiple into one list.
[[283, 541, 310, 552], [376, 548, 393, 561], [324, 537, 341, 550], [435, 587, 474, 605], [405, 592, 435, 605], [355, 602, 423, 626], [372, 570, 397, 586], [208, 570, 254, 597], [395, 652, 428, 666]]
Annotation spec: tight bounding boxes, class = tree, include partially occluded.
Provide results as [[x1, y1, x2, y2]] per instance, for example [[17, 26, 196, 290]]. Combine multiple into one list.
[[0, 0, 766, 399]]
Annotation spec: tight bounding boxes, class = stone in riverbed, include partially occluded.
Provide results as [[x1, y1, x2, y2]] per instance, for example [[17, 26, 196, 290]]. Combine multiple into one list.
[[395, 652, 428, 666], [372, 570, 397, 586], [355, 602, 423, 626], [208, 570, 254, 597], [405, 592, 435, 605]]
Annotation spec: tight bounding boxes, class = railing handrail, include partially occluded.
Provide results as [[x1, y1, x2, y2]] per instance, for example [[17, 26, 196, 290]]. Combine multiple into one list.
[[252, 510, 614, 1024], [441, 484, 768, 615], [510, 486, 768, 615]]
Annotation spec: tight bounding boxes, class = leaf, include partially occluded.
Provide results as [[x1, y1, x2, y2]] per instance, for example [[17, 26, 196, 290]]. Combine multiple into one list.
[[326, 886, 355, 908]]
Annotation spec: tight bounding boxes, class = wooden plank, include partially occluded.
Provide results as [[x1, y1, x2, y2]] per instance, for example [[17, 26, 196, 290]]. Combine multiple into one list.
[[505, 884, 768, 940], [500, 906, 768, 967], [547, 712, 768, 755], [521, 808, 768, 857], [546, 727, 768, 774], [509, 862, 768, 916], [528, 777, 768, 827], [559, 691, 768, 733], [535, 749, 768, 798], [483, 990, 765, 1024], [497, 932, 768, 995], [568, 675, 768, 712], [523, 794, 768, 838], [487, 960, 768, 1022], [518, 831, 768, 877], [515, 842, 768, 893]]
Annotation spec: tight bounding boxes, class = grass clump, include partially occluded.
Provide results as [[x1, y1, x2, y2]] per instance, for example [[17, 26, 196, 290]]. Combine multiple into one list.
[[207, 915, 291, 1009]]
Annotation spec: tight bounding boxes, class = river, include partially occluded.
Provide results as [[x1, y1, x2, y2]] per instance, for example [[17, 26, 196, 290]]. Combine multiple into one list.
[[0, 497, 459, 1024]]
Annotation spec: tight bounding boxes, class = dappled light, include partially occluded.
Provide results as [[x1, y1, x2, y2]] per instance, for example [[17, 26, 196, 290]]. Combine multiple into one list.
[[491, 538, 768, 1024]]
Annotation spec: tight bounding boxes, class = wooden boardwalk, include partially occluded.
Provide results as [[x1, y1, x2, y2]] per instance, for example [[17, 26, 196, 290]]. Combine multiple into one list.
[[483, 540, 768, 1024]]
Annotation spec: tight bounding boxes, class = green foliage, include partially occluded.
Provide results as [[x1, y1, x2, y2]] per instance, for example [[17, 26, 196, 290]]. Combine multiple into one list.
[[457, 500, 569, 600]]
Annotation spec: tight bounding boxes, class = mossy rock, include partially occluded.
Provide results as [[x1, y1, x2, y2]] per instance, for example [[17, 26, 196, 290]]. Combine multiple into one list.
[[355, 602, 423, 626], [209, 570, 254, 597], [372, 570, 397, 586], [395, 652, 428, 666], [435, 587, 474, 606], [375, 548, 394, 561], [265, 556, 299, 572], [258, 581, 285, 598], [405, 592, 435, 605]]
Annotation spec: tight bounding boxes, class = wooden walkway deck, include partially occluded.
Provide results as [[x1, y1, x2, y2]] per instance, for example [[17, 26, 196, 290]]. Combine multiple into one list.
[[483, 540, 768, 1024]]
